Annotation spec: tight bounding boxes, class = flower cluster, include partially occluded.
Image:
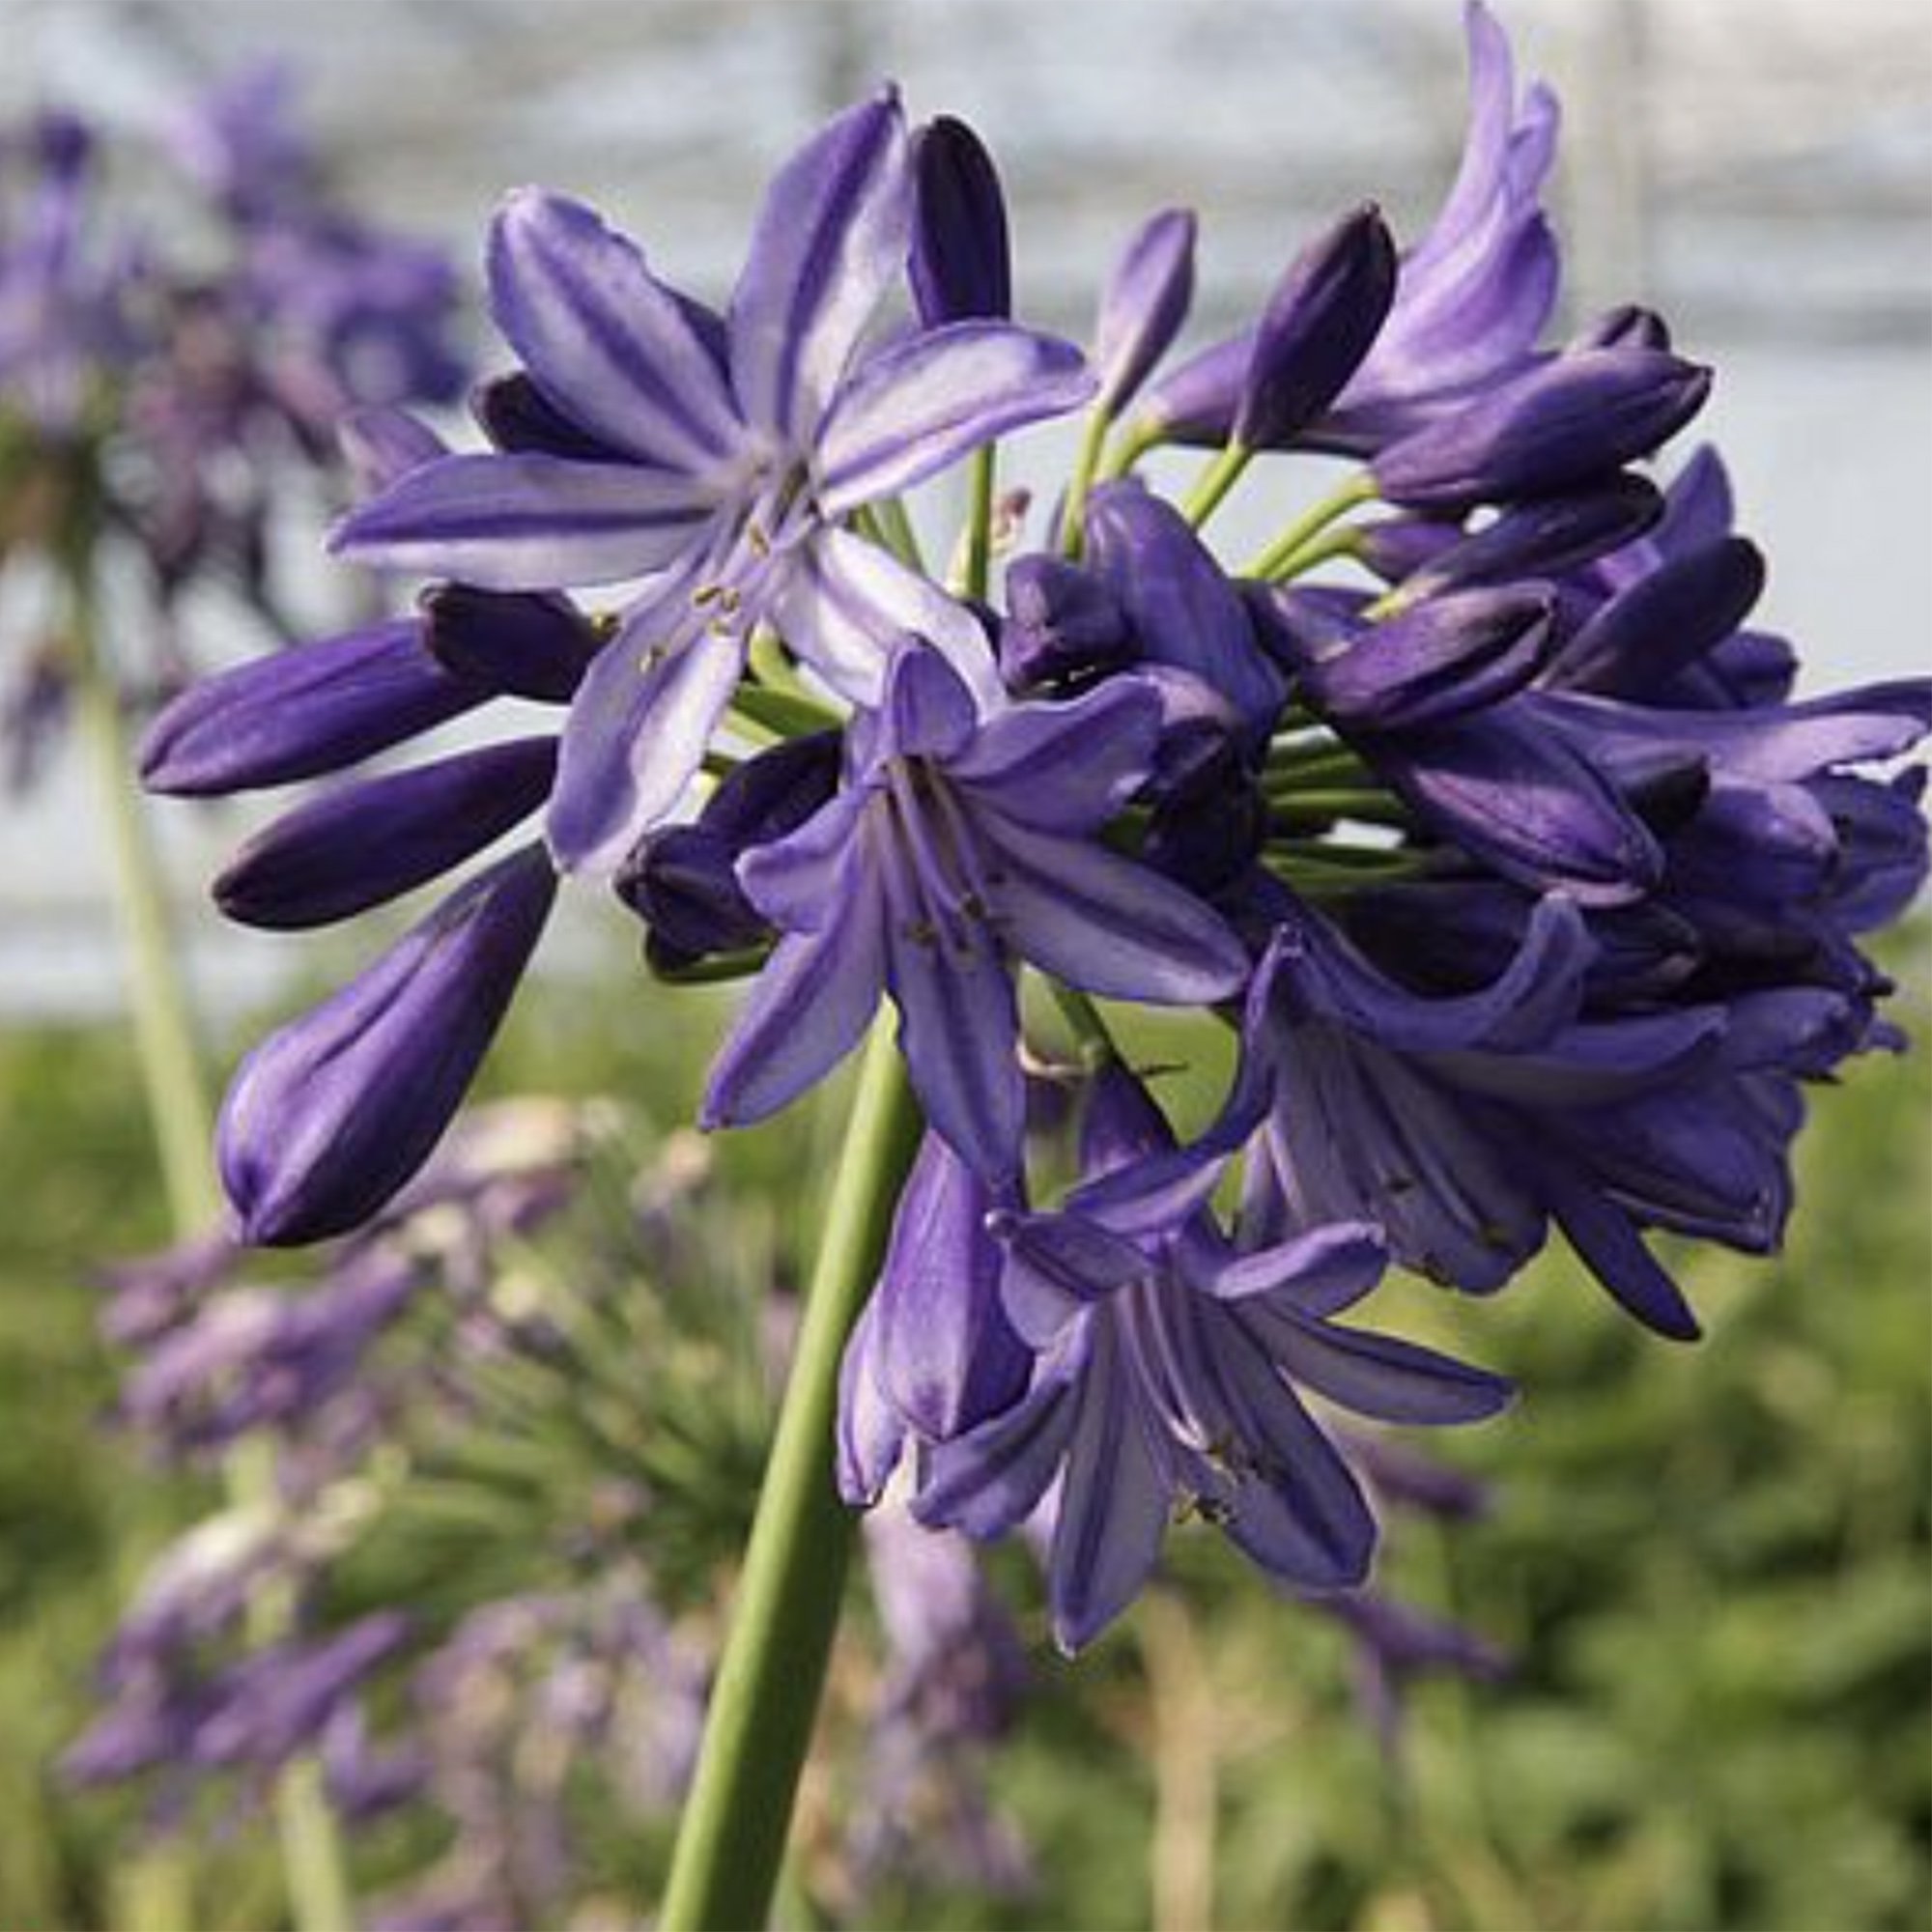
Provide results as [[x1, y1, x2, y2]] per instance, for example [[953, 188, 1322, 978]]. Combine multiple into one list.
[[0, 65, 465, 787], [144, 5, 1928, 1650]]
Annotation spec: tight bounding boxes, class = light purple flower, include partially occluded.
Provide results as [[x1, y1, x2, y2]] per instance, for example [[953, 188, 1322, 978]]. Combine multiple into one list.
[[332, 93, 1095, 873]]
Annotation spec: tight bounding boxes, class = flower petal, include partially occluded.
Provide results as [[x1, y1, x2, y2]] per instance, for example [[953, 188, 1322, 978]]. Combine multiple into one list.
[[1207, 1222, 1386, 1317], [884, 905, 1026, 1190], [769, 527, 1001, 709], [914, 1342, 1085, 1541], [983, 812, 1250, 1006], [728, 93, 911, 443], [992, 1208, 1150, 1348], [488, 189, 746, 476], [815, 321, 1094, 515], [701, 875, 886, 1129], [736, 790, 867, 933], [546, 598, 745, 873], [1049, 1321, 1170, 1652], [950, 675, 1162, 833], [874, 1136, 1032, 1440], [836, 1298, 908, 1504], [330, 452, 720, 590], [1260, 1313, 1515, 1425]]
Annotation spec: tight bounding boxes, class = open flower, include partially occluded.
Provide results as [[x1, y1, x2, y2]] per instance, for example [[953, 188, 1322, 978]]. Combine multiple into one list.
[[911, 1069, 1510, 1651], [703, 641, 1249, 1184], [333, 92, 1094, 872]]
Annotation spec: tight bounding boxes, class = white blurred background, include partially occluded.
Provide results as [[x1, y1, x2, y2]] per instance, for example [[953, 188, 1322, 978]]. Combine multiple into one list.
[[2, 0, 1927, 1014]]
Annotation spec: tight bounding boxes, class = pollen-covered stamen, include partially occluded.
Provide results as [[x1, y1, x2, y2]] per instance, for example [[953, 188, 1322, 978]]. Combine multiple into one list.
[[882, 758, 1005, 961], [643, 477, 813, 672]]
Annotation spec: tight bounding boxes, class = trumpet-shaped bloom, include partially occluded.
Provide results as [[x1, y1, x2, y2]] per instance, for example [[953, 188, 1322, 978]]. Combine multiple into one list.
[[332, 94, 1094, 872], [702, 642, 1249, 1184]]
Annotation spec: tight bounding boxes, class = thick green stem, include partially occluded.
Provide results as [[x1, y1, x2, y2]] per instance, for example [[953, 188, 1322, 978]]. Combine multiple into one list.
[[66, 552, 356, 1932], [661, 1021, 923, 1932]]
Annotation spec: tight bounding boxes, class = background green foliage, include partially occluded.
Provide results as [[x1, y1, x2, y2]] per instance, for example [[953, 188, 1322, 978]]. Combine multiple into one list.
[[0, 931, 1925, 1932]]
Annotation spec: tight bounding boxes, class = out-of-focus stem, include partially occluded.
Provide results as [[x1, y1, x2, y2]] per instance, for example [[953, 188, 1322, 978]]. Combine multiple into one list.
[[66, 544, 357, 1932]]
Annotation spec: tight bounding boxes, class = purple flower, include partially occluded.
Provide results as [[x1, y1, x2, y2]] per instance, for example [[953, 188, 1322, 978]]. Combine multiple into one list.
[[702, 642, 1248, 1184], [332, 95, 1094, 872], [1234, 203, 1398, 451], [0, 109, 142, 435], [118, 1255, 422, 1449], [912, 1069, 1508, 1650], [1136, 2, 1559, 454]]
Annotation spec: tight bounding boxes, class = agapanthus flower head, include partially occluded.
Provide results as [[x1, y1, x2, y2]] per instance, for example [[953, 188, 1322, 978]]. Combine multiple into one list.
[[137, 12, 1930, 1684]]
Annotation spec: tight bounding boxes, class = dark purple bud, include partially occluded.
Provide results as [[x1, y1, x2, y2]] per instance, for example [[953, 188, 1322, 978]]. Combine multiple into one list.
[[615, 731, 840, 966], [218, 845, 556, 1245], [1373, 350, 1713, 512], [697, 727, 842, 845], [1235, 204, 1398, 449], [1397, 475, 1665, 595], [1547, 536, 1767, 697], [1570, 303, 1672, 353], [1092, 208, 1197, 413], [997, 554, 1132, 688], [1342, 879, 1703, 1007], [1373, 703, 1663, 905], [1084, 482, 1286, 740], [140, 620, 489, 797], [421, 584, 602, 703], [213, 737, 558, 931], [618, 824, 765, 965], [1268, 584, 1555, 732], [469, 370, 626, 462], [909, 117, 1011, 325]]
